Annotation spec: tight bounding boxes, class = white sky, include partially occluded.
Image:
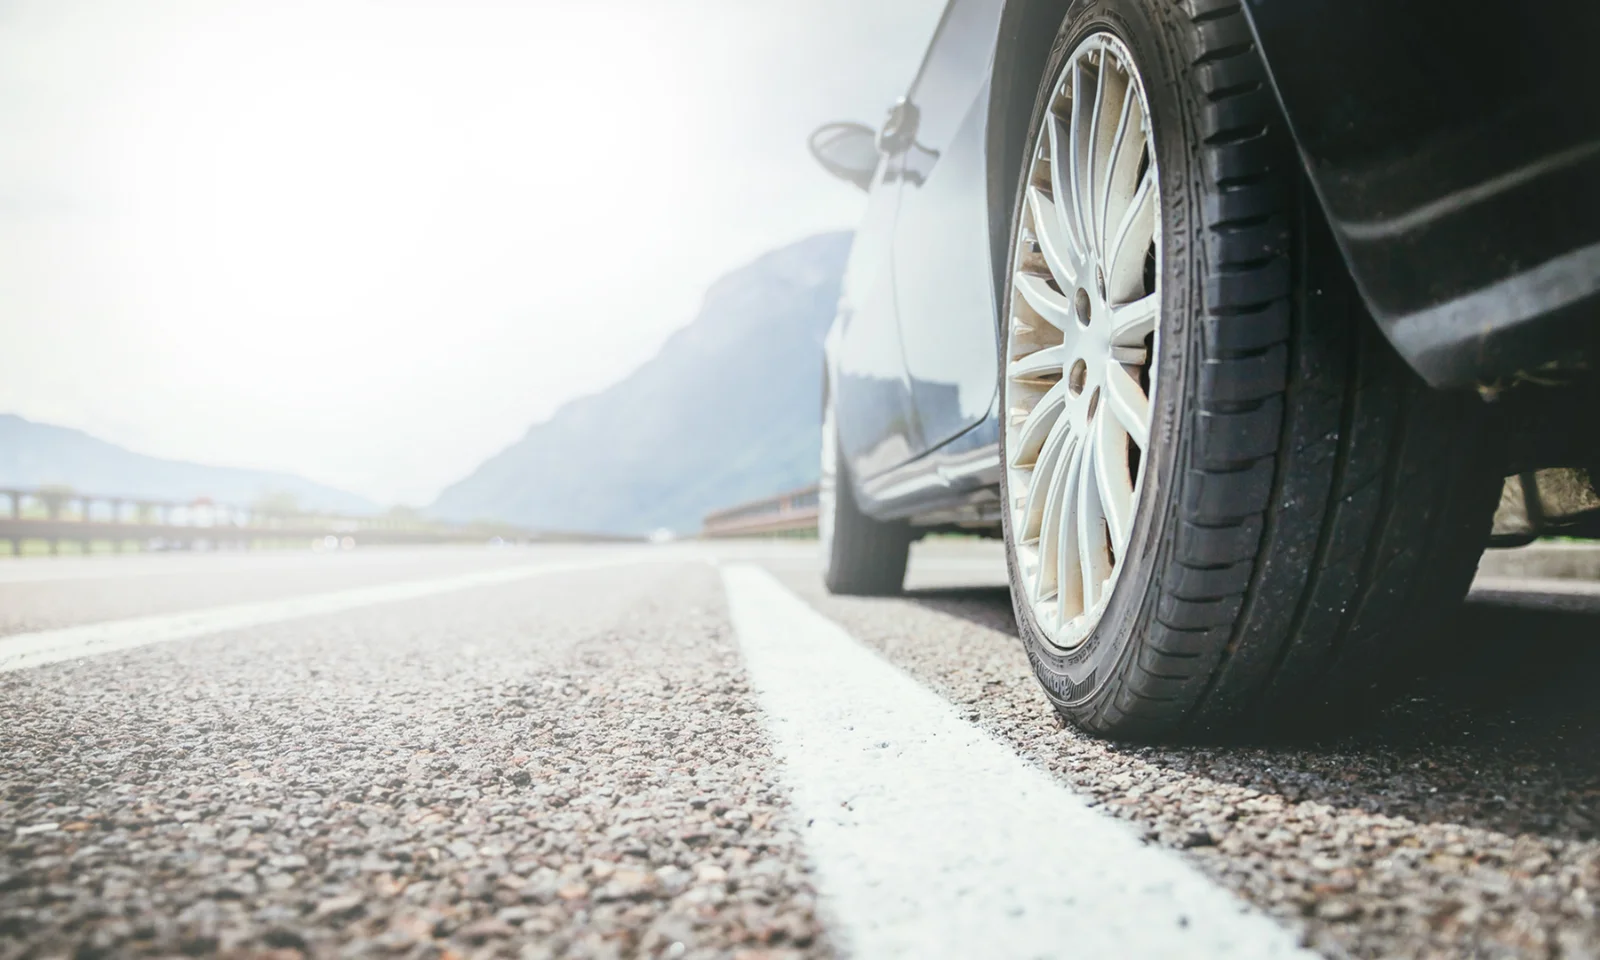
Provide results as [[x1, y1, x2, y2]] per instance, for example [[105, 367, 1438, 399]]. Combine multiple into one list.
[[0, 0, 946, 504]]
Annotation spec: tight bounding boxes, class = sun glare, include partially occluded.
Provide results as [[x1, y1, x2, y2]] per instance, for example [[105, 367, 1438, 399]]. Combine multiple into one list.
[[106, 2, 692, 395], [2, 0, 934, 502]]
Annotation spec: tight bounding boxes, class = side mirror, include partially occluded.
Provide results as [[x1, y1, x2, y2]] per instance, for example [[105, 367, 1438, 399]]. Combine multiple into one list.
[[807, 121, 879, 191]]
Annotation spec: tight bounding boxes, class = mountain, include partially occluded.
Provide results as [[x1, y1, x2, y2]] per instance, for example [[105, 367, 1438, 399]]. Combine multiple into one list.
[[429, 231, 851, 535], [0, 414, 379, 514]]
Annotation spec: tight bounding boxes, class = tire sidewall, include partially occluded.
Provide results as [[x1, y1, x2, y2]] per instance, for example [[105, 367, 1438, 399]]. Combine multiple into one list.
[[998, 0, 1203, 725]]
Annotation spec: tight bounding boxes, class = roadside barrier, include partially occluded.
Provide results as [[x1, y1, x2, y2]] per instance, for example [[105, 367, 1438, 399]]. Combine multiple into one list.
[[702, 484, 820, 538], [0, 488, 619, 555]]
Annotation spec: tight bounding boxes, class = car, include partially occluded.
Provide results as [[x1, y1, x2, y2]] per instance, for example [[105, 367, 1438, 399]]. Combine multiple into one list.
[[809, 0, 1600, 739]]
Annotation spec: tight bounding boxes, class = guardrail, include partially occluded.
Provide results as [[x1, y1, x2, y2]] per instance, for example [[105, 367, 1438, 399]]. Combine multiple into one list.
[[701, 484, 820, 538], [0, 488, 608, 555]]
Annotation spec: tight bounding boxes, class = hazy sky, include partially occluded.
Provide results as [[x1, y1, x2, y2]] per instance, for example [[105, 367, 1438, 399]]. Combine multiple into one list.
[[0, 0, 946, 504]]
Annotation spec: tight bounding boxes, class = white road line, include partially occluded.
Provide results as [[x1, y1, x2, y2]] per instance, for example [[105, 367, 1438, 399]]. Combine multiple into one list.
[[1470, 575, 1600, 612], [720, 564, 1311, 960], [0, 555, 651, 674], [0, 546, 617, 584], [0, 552, 462, 584]]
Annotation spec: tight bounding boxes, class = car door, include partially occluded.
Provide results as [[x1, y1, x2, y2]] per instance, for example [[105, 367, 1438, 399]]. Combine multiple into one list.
[[831, 125, 924, 482], [888, 0, 1007, 458]]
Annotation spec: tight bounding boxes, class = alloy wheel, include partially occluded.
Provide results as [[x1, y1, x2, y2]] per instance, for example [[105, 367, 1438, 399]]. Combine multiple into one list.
[[818, 398, 838, 557], [1005, 31, 1160, 650]]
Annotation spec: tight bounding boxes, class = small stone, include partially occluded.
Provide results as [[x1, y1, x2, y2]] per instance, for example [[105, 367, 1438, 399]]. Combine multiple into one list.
[[496, 906, 535, 926], [459, 917, 516, 942], [313, 893, 364, 919], [1315, 899, 1359, 921], [596, 868, 658, 902], [359, 856, 400, 873], [1180, 829, 1215, 849], [262, 927, 308, 950], [220, 872, 259, 898], [15, 823, 59, 837], [656, 865, 691, 895]]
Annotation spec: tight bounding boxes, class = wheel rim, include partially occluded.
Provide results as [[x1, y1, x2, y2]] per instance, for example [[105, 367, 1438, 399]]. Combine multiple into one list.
[[819, 398, 838, 558], [1005, 31, 1160, 650]]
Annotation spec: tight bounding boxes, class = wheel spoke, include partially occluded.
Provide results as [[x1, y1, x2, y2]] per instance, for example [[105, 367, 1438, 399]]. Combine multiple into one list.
[[1100, 89, 1146, 263], [1109, 294, 1157, 346], [1045, 114, 1087, 266], [1008, 343, 1068, 381], [1020, 411, 1075, 545], [1084, 55, 1109, 257], [1066, 62, 1094, 260], [1051, 437, 1085, 618], [1014, 272, 1076, 332], [1076, 434, 1111, 608], [1093, 412, 1135, 549], [819, 404, 837, 552], [1025, 183, 1078, 290], [1033, 488, 1056, 603], [1009, 379, 1069, 468], [1102, 360, 1150, 448], [1106, 165, 1155, 303], [1098, 75, 1136, 258]]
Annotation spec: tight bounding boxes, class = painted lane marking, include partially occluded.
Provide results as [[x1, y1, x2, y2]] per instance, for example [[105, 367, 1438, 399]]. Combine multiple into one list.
[[720, 563, 1311, 960], [1470, 575, 1600, 612], [0, 546, 619, 585], [0, 555, 652, 673]]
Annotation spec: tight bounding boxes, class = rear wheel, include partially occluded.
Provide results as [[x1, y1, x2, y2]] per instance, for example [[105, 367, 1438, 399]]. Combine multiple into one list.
[[998, 0, 1502, 739], [820, 394, 911, 595]]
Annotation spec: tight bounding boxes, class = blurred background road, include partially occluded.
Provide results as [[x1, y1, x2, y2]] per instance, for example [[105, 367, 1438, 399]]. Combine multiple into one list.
[[3, 541, 1598, 959]]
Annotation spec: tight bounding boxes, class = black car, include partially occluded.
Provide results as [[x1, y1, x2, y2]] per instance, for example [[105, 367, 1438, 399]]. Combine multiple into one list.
[[809, 0, 1600, 739]]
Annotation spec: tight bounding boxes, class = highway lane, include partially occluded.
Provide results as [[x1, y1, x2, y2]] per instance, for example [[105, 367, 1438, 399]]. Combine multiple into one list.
[[1, 542, 1598, 958], [0, 546, 629, 639]]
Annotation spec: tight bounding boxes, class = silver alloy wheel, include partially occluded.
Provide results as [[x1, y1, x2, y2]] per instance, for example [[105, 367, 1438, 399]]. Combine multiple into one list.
[[1005, 31, 1160, 650], [818, 397, 838, 558]]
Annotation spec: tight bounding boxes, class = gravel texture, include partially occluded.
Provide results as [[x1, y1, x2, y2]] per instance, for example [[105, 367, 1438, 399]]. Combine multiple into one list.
[[782, 565, 1600, 960], [0, 558, 825, 959], [5, 541, 1599, 960]]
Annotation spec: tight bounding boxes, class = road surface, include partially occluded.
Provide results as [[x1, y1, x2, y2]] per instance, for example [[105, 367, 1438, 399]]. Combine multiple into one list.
[[1, 542, 1597, 958]]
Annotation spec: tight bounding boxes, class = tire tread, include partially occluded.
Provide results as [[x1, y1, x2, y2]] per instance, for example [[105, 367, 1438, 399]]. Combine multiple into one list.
[[1020, 0, 1499, 739]]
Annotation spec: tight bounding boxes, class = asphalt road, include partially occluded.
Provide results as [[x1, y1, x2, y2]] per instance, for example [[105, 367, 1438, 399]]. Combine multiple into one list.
[[2, 542, 1598, 959]]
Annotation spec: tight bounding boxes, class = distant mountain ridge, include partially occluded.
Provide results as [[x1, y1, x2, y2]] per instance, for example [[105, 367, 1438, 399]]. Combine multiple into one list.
[[428, 231, 851, 535], [0, 414, 378, 514]]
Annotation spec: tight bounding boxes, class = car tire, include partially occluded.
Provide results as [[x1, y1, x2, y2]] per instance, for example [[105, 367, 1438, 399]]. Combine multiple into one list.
[[820, 394, 912, 596], [999, 0, 1503, 739]]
